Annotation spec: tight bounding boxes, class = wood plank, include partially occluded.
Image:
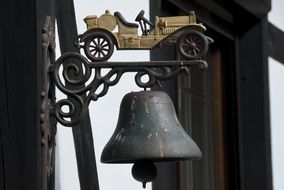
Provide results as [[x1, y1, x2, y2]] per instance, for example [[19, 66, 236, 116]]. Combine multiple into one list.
[[236, 17, 272, 190], [234, 0, 271, 18], [0, 140, 4, 190], [268, 23, 284, 64], [0, 4, 7, 188], [168, 0, 234, 40], [176, 0, 234, 23], [55, 1, 100, 190], [217, 36, 240, 190], [1, 1, 42, 189], [0, 0, 57, 190], [212, 50, 226, 190]]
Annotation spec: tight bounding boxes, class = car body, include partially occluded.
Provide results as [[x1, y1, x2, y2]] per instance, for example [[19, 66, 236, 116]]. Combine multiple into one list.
[[75, 10, 212, 62]]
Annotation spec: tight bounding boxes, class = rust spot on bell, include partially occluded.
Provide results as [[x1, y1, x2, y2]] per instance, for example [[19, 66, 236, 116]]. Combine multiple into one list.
[[144, 102, 149, 113], [131, 96, 138, 110], [164, 127, 170, 133], [159, 142, 164, 157]]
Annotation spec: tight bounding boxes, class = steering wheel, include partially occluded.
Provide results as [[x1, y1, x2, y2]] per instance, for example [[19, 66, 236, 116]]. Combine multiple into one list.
[[135, 10, 145, 22], [135, 10, 154, 27]]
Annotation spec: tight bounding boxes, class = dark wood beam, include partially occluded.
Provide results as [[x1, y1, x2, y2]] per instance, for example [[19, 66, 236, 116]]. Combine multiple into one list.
[[0, 4, 7, 189], [235, 17, 272, 190], [0, 0, 55, 189], [167, 0, 234, 40], [234, 0, 271, 18], [55, 1, 100, 190], [268, 23, 284, 64]]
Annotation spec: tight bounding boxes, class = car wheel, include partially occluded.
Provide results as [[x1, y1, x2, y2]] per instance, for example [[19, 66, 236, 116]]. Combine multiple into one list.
[[177, 30, 208, 60], [84, 31, 114, 62]]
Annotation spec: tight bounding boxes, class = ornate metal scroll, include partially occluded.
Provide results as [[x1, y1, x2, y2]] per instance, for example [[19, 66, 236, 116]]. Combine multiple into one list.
[[49, 51, 207, 127], [41, 16, 56, 190]]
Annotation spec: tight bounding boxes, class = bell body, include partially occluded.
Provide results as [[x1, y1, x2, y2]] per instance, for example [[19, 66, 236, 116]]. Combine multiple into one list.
[[101, 91, 202, 163]]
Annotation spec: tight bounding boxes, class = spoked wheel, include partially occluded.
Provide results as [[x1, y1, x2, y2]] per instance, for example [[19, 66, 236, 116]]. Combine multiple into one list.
[[84, 31, 114, 62], [177, 30, 208, 60]]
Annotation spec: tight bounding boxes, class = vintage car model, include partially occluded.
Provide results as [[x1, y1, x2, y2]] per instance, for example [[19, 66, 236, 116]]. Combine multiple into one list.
[[74, 10, 213, 62]]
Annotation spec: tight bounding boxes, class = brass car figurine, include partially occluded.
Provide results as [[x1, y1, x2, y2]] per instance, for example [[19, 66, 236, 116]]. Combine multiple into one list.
[[75, 10, 213, 62]]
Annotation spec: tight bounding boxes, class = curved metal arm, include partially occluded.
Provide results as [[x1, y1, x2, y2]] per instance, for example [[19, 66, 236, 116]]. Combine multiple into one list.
[[50, 52, 207, 127]]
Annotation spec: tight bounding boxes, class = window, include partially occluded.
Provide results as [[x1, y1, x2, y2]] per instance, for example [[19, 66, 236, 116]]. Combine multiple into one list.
[[178, 43, 234, 190]]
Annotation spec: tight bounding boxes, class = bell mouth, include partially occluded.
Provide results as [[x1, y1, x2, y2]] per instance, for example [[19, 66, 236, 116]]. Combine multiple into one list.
[[101, 155, 202, 164]]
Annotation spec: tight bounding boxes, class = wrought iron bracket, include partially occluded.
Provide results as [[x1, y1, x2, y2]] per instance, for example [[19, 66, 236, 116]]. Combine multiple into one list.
[[49, 51, 207, 127], [41, 11, 210, 190]]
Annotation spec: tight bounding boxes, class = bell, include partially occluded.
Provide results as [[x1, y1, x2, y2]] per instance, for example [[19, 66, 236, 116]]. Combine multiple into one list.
[[101, 91, 202, 188]]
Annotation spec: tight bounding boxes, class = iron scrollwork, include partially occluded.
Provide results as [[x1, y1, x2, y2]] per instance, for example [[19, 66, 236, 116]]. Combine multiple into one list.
[[49, 50, 207, 127]]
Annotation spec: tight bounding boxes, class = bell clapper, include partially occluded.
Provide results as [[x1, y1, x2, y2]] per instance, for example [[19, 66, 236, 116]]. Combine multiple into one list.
[[131, 160, 157, 188]]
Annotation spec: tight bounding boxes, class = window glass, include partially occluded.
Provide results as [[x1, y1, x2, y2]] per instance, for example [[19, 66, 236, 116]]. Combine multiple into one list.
[[56, 1, 151, 190], [178, 48, 228, 190], [268, 58, 284, 190]]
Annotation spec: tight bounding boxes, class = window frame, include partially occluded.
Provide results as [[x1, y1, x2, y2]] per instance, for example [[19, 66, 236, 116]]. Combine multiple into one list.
[[150, 1, 273, 190]]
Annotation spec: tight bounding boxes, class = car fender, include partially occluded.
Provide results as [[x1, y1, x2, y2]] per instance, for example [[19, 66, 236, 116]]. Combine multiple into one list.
[[153, 24, 212, 48], [79, 28, 119, 48]]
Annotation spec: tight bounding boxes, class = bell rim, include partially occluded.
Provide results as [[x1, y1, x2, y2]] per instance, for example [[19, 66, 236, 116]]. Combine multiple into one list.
[[101, 154, 202, 164]]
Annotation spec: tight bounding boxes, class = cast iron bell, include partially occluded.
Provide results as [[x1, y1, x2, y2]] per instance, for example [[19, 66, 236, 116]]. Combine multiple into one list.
[[101, 91, 202, 188]]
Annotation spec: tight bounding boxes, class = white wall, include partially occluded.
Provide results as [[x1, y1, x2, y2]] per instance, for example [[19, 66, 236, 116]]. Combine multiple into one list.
[[55, 1, 151, 190], [268, 58, 284, 190], [268, 1, 284, 190]]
